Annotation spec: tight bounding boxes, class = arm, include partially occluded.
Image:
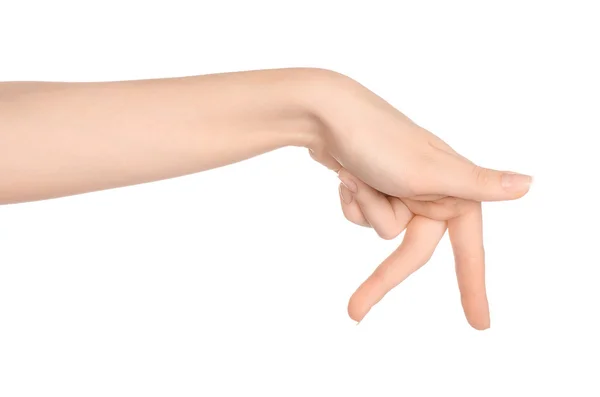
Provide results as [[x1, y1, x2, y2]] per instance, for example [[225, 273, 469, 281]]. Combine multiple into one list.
[[0, 68, 327, 204], [0, 67, 531, 330]]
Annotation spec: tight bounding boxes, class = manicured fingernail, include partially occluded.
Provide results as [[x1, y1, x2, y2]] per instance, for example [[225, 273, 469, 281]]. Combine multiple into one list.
[[339, 184, 353, 204], [501, 172, 532, 192], [338, 173, 358, 193]]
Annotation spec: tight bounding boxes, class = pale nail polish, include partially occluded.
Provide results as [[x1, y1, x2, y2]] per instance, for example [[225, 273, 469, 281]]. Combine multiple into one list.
[[339, 184, 353, 204], [338, 174, 358, 193], [501, 172, 532, 192]]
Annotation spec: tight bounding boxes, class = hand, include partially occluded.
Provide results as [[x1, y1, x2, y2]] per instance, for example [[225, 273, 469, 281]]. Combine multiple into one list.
[[307, 71, 532, 329]]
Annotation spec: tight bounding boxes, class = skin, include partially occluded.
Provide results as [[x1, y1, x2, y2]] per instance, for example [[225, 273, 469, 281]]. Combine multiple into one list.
[[0, 68, 531, 330]]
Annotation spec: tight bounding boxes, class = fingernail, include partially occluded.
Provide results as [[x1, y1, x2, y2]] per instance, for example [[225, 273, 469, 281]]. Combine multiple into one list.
[[339, 184, 353, 204], [338, 173, 358, 193], [501, 172, 532, 192]]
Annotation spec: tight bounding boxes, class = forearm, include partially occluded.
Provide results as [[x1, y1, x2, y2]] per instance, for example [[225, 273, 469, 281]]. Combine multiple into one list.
[[0, 68, 329, 204]]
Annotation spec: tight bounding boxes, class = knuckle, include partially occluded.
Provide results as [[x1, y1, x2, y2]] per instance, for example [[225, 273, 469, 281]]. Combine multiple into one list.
[[342, 211, 353, 222], [472, 165, 490, 186], [439, 198, 462, 219], [341, 207, 355, 223], [377, 227, 400, 240], [341, 205, 369, 227], [441, 207, 457, 220], [348, 216, 364, 226]]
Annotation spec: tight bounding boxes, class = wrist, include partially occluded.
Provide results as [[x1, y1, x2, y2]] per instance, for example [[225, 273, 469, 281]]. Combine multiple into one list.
[[212, 68, 350, 150], [290, 68, 357, 149]]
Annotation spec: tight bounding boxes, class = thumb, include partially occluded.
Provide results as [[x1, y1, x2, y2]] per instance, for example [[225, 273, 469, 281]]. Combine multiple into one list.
[[427, 153, 533, 202]]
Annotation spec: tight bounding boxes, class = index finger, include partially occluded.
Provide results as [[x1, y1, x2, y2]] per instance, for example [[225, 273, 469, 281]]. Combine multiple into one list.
[[348, 216, 447, 322]]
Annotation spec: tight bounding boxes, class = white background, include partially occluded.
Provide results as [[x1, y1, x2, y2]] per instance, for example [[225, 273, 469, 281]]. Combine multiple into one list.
[[1, 1, 599, 396]]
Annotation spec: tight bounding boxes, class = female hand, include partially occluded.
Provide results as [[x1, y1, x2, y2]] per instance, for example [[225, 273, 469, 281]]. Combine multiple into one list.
[[306, 71, 533, 329]]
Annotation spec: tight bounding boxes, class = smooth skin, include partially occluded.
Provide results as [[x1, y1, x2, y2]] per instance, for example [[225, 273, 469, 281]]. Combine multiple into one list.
[[0, 68, 531, 330]]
